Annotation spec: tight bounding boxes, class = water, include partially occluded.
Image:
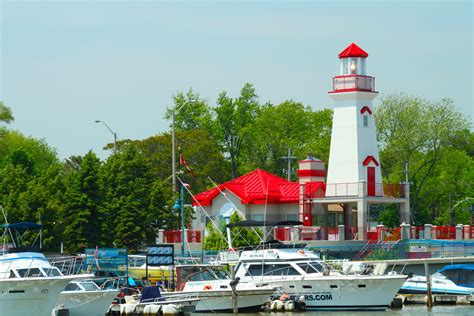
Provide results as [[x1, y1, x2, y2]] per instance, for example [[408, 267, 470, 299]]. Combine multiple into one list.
[[200, 305, 474, 316]]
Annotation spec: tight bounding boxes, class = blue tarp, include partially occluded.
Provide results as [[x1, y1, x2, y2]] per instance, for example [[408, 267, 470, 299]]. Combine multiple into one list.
[[439, 264, 474, 272], [140, 286, 162, 303]]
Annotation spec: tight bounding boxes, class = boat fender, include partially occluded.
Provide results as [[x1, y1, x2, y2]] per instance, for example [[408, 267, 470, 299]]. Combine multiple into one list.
[[162, 304, 180, 316], [120, 303, 136, 315], [203, 284, 213, 290], [270, 299, 284, 311], [284, 300, 295, 311], [144, 304, 162, 315]]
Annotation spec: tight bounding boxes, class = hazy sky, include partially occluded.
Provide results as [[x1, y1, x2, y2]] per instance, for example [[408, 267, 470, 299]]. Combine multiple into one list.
[[1, 0, 472, 160]]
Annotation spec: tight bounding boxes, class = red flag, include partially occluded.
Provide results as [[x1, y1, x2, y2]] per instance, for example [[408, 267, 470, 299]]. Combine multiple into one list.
[[179, 154, 194, 176]]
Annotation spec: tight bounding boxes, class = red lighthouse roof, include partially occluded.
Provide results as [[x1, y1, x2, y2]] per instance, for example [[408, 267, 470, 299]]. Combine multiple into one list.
[[338, 43, 368, 58]]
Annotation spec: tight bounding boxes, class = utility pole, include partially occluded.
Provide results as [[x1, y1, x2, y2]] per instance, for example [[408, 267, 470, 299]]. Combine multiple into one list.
[[281, 147, 297, 181]]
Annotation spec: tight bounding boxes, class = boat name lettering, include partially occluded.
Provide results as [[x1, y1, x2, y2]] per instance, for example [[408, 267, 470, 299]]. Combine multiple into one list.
[[284, 294, 333, 301], [305, 294, 332, 301]]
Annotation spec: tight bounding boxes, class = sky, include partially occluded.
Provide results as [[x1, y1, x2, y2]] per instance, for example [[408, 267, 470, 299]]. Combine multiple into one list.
[[1, 0, 472, 160]]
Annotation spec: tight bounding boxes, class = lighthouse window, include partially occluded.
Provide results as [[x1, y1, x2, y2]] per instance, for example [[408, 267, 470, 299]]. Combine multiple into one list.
[[363, 115, 369, 127]]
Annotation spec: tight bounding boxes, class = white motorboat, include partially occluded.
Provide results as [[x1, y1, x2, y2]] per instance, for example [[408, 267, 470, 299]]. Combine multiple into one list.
[[399, 273, 472, 296], [0, 251, 93, 316], [54, 280, 119, 316], [160, 265, 278, 312], [232, 244, 407, 311]]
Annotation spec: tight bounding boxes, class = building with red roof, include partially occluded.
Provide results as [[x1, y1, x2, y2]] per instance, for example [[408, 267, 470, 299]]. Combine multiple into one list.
[[191, 157, 331, 231]]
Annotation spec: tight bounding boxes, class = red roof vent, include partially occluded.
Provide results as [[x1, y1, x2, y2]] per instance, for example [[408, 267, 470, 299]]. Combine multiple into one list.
[[338, 43, 368, 59]]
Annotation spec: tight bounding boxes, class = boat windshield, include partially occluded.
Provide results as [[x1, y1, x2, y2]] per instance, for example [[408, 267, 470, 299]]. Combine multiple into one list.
[[80, 281, 100, 291], [43, 267, 62, 277], [178, 266, 230, 284], [297, 261, 328, 274], [17, 268, 44, 277], [245, 263, 301, 277]]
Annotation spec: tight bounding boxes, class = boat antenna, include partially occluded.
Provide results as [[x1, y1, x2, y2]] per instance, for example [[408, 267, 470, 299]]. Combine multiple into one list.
[[1, 206, 16, 249]]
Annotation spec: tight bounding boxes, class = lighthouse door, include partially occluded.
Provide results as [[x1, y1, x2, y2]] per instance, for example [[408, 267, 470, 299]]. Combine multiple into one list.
[[367, 167, 375, 196]]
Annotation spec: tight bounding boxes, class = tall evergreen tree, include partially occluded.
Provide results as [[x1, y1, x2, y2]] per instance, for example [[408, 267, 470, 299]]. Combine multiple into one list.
[[61, 151, 103, 254], [101, 145, 154, 252]]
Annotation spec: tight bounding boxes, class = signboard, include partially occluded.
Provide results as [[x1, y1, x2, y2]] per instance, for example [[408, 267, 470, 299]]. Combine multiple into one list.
[[146, 244, 174, 266], [84, 248, 128, 269]]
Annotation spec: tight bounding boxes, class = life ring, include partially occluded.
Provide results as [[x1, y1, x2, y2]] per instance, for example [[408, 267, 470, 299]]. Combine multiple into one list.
[[203, 284, 212, 290]]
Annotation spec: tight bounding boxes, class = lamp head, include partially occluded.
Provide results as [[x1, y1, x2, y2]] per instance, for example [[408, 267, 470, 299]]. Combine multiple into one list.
[[94, 120, 101, 123], [173, 199, 181, 210]]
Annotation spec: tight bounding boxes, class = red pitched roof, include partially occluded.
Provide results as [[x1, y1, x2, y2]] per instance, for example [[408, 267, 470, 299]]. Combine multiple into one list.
[[192, 169, 300, 206], [338, 43, 368, 58]]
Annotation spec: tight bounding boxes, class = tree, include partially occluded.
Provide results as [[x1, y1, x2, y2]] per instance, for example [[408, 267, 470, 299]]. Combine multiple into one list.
[[0, 101, 14, 124], [164, 89, 213, 132], [213, 83, 261, 178], [243, 101, 332, 177], [61, 151, 103, 254], [375, 93, 471, 224], [101, 144, 155, 251]]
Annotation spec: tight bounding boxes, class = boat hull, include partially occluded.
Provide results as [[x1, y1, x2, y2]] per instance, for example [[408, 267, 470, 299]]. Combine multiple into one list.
[[0, 275, 87, 316], [162, 288, 275, 312], [55, 289, 119, 316], [258, 274, 407, 311]]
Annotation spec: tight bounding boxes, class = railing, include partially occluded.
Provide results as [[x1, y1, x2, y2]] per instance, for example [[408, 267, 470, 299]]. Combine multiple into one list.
[[463, 226, 474, 239], [409, 226, 425, 239], [324, 181, 405, 198], [163, 230, 202, 243], [331, 75, 375, 92], [432, 226, 456, 240]]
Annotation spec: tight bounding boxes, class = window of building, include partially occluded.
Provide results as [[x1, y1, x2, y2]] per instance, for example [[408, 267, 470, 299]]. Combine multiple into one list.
[[286, 214, 298, 221], [363, 115, 369, 127], [251, 214, 264, 221]]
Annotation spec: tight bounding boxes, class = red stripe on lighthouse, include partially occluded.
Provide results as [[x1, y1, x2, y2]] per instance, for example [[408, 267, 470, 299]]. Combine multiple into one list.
[[360, 106, 373, 115], [363, 156, 379, 166]]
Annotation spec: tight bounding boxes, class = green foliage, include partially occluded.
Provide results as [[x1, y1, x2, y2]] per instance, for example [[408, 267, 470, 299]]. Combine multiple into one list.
[[0, 101, 14, 124], [376, 93, 472, 225], [101, 145, 154, 252], [61, 151, 103, 254], [213, 83, 261, 178], [243, 101, 332, 177]]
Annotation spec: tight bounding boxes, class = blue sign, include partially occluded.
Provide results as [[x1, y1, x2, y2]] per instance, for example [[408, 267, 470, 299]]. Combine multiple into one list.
[[146, 244, 174, 266]]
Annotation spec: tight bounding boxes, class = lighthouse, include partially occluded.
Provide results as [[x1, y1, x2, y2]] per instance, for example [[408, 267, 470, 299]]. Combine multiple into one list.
[[326, 43, 382, 196]]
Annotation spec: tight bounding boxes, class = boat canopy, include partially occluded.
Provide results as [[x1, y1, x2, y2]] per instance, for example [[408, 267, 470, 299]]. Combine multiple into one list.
[[439, 264, 474, 272], [0, 222, 43, 230]]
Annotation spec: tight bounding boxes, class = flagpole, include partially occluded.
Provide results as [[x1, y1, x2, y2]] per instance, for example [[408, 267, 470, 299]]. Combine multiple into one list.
[[180, 157, 185, 257]]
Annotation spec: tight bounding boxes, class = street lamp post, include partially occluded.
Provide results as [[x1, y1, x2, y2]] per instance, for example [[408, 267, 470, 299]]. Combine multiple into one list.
[[95, 120, 117, 154]]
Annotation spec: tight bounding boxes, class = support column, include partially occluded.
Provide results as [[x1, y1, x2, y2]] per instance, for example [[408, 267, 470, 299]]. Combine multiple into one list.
[[424, 224, 432, 240], [321, 204, 329, 240], [377, 224, 385, 242], [158, 229, 165, 243], [357, 199, 368, 240], [343, 203, 353, 240], [401, 223, 411, 240], [464, 225, 471, 240], [338, 225, 345, 241], [456, 224, 463, 241]]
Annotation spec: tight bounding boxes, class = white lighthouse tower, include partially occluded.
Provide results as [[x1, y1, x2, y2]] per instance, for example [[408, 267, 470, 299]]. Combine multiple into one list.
[[326, 43, 382, 197]]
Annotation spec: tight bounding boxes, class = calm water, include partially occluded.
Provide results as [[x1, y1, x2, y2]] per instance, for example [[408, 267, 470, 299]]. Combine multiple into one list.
[[200, 305, 474, 316]]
